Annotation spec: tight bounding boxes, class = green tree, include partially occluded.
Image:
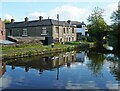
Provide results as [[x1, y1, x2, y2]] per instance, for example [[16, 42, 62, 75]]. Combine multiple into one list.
[[4, 19, 10, 23], [87, 7, 108, 48], [110, 8, 120, 50]]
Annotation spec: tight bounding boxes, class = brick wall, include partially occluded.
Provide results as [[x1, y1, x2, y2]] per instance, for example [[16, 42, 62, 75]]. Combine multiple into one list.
[[0, 20, 6, 40]]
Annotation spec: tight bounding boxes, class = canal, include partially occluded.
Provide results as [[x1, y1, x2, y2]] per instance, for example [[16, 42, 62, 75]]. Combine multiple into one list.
[[0, 48, 120, 90]]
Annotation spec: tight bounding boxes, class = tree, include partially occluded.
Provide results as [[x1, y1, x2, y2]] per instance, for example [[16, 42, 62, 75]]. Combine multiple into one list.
[[4, 19, 10, 23], [110, 8, 120, 51], [87, 7, 108, 48]]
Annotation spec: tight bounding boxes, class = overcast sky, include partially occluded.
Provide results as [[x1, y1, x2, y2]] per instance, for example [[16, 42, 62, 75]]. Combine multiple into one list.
[[0, 0, 119, 25]]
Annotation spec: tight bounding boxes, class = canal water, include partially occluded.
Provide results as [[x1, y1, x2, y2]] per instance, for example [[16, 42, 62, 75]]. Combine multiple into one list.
[[0, 48, 120, 90]]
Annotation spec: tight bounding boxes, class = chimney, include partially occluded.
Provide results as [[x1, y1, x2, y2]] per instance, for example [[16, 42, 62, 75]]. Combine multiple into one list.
[[25, 17, 28, 22], [39, 16, 43, 20], [67, 20, 71, 24], [11, 19, 14, 23]]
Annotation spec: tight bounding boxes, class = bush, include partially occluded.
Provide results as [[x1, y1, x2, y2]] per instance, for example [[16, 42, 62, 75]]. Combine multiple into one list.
[[64, 42, 81, 45]]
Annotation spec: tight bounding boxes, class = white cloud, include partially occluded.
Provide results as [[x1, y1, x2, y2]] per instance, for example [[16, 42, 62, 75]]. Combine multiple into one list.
[[28, 5, 89, 22], [49, 5, 88, 21], [105, 3, 118, 14], [29, 12, 47, 19], [103, 3, 118, 24], [4, 14, 15, 20]]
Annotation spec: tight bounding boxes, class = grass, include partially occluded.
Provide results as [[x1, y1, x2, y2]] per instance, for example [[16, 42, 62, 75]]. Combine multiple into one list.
[[65, 41, 94, 45], [1, 43, 75, 59], [1, 42, 90, 60]]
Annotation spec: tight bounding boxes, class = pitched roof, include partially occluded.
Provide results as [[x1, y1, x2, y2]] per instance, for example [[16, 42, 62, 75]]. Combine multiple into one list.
[[5, 19, 75, 29]]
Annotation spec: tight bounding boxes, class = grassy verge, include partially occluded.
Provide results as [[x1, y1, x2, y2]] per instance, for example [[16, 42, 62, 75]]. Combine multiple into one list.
[[1, 43, 89, 60], [0, 43, 88, 59], [65, 41, 94, 46]]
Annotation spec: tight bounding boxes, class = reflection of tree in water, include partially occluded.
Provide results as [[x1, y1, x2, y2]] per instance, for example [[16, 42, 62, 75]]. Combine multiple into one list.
[[107, 52, 120, 81], [87, 49, 105, 76]]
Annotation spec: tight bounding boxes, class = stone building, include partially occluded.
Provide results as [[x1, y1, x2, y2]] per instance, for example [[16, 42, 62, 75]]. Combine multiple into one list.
[[0, 19, 6, 40], [5, 16, 76, 44]]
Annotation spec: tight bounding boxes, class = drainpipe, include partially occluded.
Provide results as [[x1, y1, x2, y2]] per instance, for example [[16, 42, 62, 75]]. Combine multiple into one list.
[[57, 14, 60, 43]]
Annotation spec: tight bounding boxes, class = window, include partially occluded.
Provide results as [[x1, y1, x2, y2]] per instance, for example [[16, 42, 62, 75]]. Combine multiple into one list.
[[63, 28, 65, 33], [9, 29, 12, 36], [82, 25, 85, 28], [67, 28, 69, 33], [72, 28, 74, 33], [41, 27, 47, 35], [72, 37, 74, 41], [72, 55, 74, 61], [69, 37, 71, 41], [22, 28, 28, 36], [56, 27, 59, 33]]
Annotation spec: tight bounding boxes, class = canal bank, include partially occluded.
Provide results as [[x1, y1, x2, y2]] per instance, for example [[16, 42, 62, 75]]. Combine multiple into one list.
[[1, 43, 90, 60], [1, 46, 120, 90]]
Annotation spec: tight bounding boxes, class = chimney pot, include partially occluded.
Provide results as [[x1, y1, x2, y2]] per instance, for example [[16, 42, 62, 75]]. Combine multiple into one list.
[[11, 19, 14, 23], [25, 17, 28, 22], [39, 16, 43, 20]]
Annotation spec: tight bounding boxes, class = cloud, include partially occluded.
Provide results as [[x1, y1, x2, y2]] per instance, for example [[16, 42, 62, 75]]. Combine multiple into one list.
[[49, 5, 88, 21], [4, 14, 15, 20], [103, 3, 118, 24], [105, 3, 118, 14], [29, 12, 47, 19], [28, 5, 89, 22]]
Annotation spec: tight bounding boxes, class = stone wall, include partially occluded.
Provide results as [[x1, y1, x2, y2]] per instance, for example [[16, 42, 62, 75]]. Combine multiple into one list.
[[52, 25, 76, 43]]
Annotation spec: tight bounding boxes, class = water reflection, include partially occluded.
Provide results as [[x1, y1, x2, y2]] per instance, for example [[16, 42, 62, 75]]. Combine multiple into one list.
[[0, 61, 6, 78], [5, 51, 76, 73], [87, 50, 105, 76], [106, 53, 120, 81], [1, 49, 120, 89]]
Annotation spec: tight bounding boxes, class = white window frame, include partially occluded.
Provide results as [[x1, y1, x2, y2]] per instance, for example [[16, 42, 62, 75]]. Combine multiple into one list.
[[41, 27, 47, 35], [22, 28, 28, 36]]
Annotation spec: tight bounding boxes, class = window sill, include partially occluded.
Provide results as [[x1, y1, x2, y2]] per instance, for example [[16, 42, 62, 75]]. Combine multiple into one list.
[[41, 34, 47, 35], [22, 35, 28, 37]]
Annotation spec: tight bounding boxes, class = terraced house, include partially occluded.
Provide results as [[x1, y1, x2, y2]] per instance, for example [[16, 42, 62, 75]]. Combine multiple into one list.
[[5, 16, 76, 44]]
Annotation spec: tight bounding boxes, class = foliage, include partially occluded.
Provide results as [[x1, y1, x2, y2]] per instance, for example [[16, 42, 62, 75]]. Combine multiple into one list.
[[65, 41, 81, 45], [110, 8, 120, 50], [4, 19, 10, 23], [87, 7, 108, 47]]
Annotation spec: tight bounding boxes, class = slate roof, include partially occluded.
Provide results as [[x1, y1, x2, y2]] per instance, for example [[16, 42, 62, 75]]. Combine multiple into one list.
[[72, 21, 86, 28], [5, 19, 75, 29]]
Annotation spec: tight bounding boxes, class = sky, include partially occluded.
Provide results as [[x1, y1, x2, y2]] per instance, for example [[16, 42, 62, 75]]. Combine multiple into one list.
[[0, 0, 119, 25]]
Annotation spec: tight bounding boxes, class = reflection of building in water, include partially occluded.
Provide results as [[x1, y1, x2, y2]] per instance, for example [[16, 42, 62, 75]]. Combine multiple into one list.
[[76, 51, 85, 63], [0, 61, 6, 77], [6, 51, 76, 72], [5, 51, 76, 80]]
